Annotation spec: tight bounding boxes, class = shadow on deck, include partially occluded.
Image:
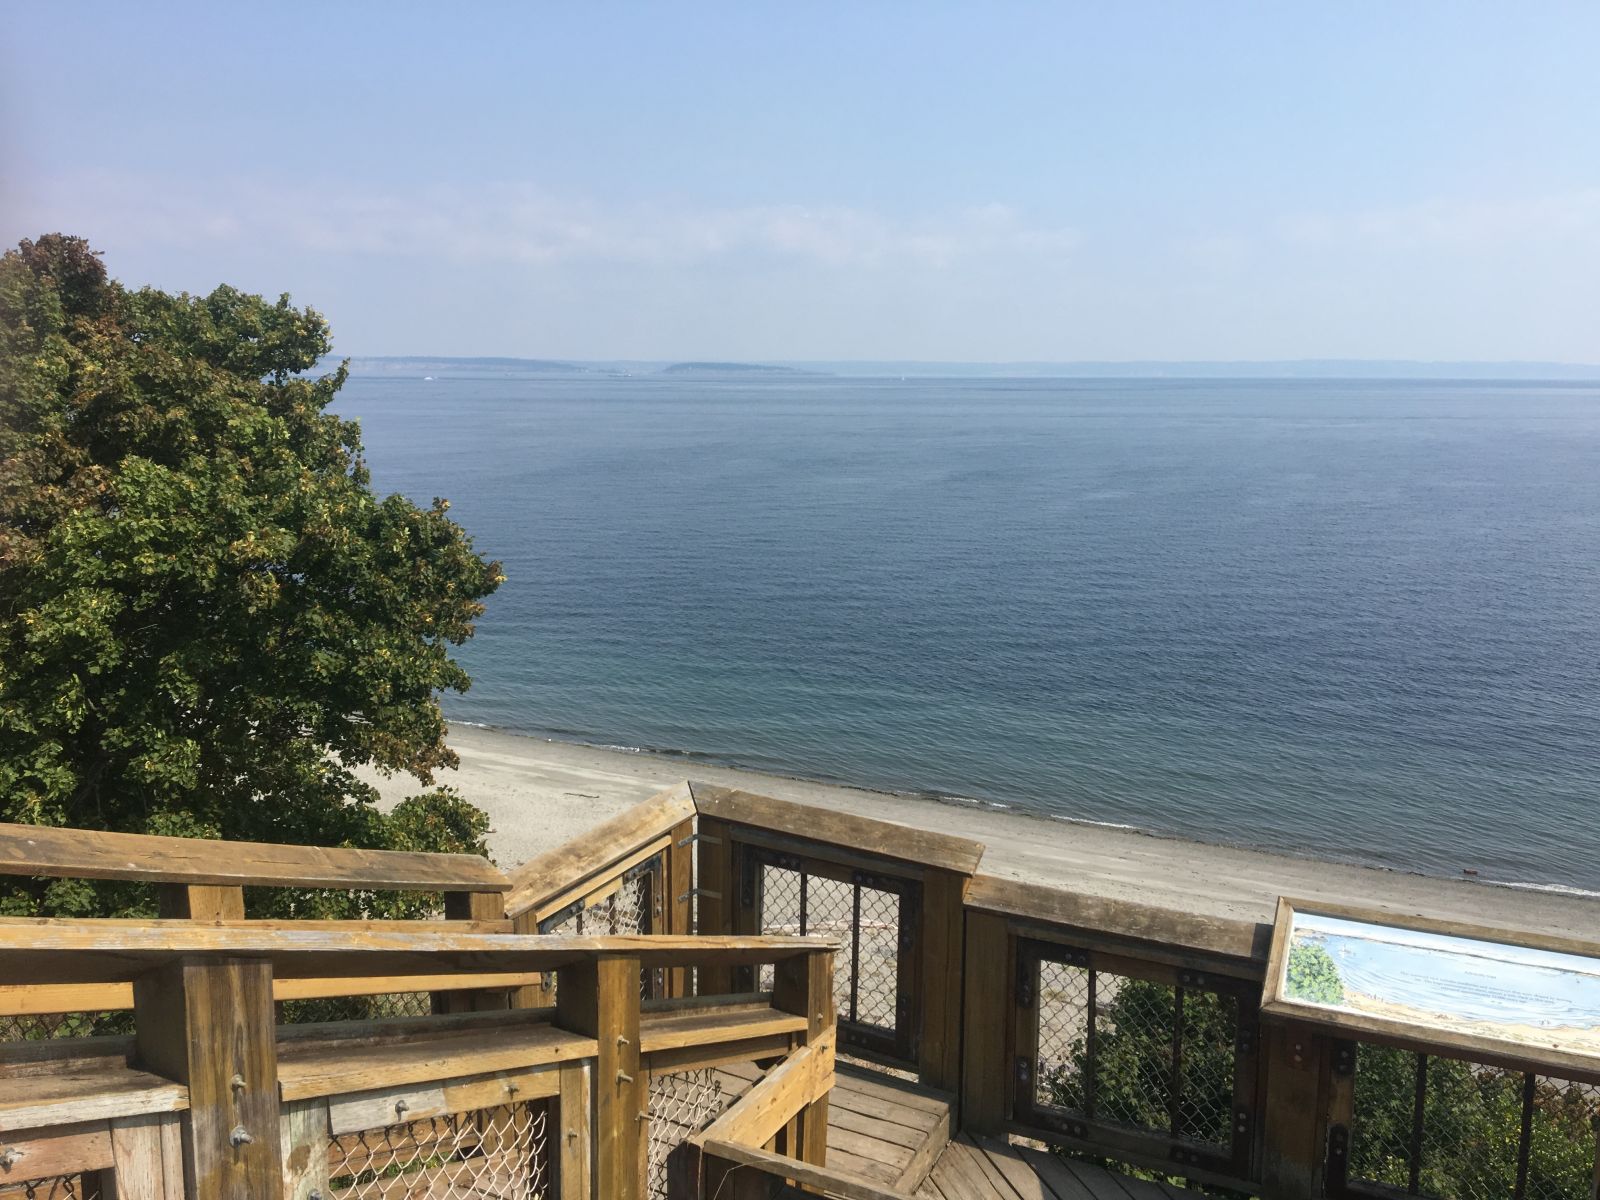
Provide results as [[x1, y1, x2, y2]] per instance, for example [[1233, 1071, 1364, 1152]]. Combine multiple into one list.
[[921, 1135, 1206, 1200]]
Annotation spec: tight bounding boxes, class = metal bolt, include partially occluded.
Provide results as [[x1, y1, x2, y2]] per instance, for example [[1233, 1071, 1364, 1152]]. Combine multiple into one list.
[[229, 1126, 254, 1148], [616, 1035, 631, 1048], [308, 1192, 324, 1200], [395, 1099, 409, 1117], [0, 1146, 22, 1170], [616, 1071, 635, 1085], [230, 1073, 246, 1092], [506, 1082, 520, 1096]]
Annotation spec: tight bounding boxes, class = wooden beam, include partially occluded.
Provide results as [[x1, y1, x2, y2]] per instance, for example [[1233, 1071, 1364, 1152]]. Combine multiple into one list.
[[132, 956, 284, 1200], [917, 867, 970, 1092], [157, 886, 245, 922], [0, 821, 509, 893], [504, 783, 695, 919], [664, 813, 696, 997], [959, 911, 1010, 1134], [700, 1138, 916, 1200], [695, 817, 737, 994], [557, 1061, 593, 1200], [687, 783, 985, 876], [277, 1099, 329, 1200], [696, 1031, 834, 1151], [556, 956, 644, 1200], [964, 873, 1269, 966], [1258, 1021, 1330, 1200], [770, 950, 834, 1171]]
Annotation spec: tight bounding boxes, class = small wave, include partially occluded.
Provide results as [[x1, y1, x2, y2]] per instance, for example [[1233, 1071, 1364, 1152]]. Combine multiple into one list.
[[1487, 879, 1600, 901], [1047, 813, 1140, 831]]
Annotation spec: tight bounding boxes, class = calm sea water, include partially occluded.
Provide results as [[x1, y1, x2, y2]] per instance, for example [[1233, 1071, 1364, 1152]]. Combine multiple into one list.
[[336, 374, 1600, 891]]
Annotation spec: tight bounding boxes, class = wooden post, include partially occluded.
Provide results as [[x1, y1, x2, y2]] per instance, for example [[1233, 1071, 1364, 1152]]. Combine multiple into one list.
[[133, 956, 284, 1200], [157, 885, 245, 921], [917, 867, 970, 1092], [98, 1113, 184, 1199], [557, 1061, 594, 1200], [437, 890, 513, 1013], [664, 815, 696, 997], [1259, 1020, 1330, 1200], [696, 818, 736, 995], [960, 910, 1011, 1133], [556, 955, 644, 1200], [772, 949, 834, 1170], [277, 1099, 330, 1200]]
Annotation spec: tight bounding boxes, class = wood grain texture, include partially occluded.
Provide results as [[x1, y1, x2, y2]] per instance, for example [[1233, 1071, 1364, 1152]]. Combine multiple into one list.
[[0, 1066, 188, 1131], [132, 956, 283, 1200], [557, 956, 643, 1200], [640, 1004, 807, 1053], [0, 1120, 114, 1179], [0, 821, 508, 893], [504, 782, 695, 918], [558, 1060, 593, 1200], [918, 869, 970, 1092], [276, 1024, 595, 1101], [688, 782, 985, 876], [697, 1032, 835, 1151], [964, 874, 1268, 966], [959, 912, 1010, 1134], [157, 886, 245, 922], [278, 1098, 329, 1200], [701, 1137, 916, 1200]]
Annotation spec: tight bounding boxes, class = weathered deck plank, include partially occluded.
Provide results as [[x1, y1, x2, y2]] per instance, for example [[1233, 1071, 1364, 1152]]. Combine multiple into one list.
[[922, 1136, 1210, 1200]]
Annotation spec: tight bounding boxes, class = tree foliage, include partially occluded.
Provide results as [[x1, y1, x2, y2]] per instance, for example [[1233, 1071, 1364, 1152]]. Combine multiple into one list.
[[0, 235, 502, 916], [1285, 940, 1345, 1006]]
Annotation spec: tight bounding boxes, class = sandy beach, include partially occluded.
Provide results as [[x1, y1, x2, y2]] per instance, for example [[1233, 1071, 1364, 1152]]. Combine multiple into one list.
[[361, 723, 1600, 940]]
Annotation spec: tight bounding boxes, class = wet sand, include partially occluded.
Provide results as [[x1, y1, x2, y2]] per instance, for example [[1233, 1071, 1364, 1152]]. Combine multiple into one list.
[[359, 723, 1600, 940]]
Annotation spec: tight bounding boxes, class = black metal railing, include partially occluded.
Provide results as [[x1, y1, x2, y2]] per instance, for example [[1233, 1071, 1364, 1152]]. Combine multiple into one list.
[[1329, 1041, 1600, 1200], [738, 846, 920, 1064], [1013, 938, 1259, 1182]]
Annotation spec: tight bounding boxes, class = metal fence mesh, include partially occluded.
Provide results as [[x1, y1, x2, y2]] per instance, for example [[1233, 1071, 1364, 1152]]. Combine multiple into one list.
[[329, 1100, 549, 1199], [1350, 1043, 1600, 1200], [279, 992, 435, 1024], [0, 1011, 131, 1042], [647, 1068, 738, 1200], [756, 863, 901, 1034], [0, 1177, 84, 1200], [1033, 956, 1238, 1149], [542, 869, 659, 999]]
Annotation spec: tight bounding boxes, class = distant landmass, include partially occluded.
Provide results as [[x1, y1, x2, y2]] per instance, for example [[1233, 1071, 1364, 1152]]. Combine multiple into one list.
[[332, 356, 1600, 382], [660, 362, 819, 376]]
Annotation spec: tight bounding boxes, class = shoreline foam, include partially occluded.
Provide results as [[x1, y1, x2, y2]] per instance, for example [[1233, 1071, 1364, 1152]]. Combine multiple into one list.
[[356, 721, 1600, 940]]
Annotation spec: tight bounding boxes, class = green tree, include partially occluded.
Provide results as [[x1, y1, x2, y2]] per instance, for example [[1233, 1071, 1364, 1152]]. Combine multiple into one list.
[[0, 235, 501, 918], [1284, 940, 1344, 1005]]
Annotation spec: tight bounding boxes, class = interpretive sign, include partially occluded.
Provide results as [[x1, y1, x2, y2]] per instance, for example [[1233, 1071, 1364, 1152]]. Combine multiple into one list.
[[1262, 898, 1600, 1074]]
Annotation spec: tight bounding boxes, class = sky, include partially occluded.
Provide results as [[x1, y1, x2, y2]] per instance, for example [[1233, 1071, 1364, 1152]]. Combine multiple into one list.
[[3, 3, 1599, 363]]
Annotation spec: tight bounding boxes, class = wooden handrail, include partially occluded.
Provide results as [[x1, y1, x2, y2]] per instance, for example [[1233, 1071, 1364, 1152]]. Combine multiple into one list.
[[0, 820, 509, 893], [700, 1138, 915, 1200], [0, 923, 840, 984], [689, 781, 986, 875], [694, 1028, 835, 1150], [505, 781, 695, 919], [965, 873, 1271, 967]]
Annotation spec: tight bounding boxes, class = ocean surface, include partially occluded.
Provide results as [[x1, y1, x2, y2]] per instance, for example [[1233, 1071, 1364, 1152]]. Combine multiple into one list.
[[334, 373, 1600, 892]]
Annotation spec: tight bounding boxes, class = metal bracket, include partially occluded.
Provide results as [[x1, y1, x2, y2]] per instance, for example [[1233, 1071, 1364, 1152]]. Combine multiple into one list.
[[676, 887, 722, 904], [677, 833, 721, 848], [1016, 957, 1035, 1008], [1015, 1056, 1032, 1085], [1332, 1041, 1356, 1077]]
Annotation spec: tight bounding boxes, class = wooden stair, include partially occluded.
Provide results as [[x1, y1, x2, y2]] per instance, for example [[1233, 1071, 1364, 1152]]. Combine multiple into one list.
[[920, 1135, 1208, 1200], [713, 1059, 954, 1194]]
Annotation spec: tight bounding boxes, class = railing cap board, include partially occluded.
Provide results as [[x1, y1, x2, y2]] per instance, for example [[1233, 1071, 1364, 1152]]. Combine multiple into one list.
[[689, 782, 986, 876], [504, 781, 694, 918], [0, 820, 509, 893], [0, 922, 841, 984], [965, 873, 1271, 965]]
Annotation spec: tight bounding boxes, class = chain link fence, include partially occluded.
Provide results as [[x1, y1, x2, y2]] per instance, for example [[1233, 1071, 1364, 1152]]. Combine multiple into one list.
[[1032, 953, 1241, 1152], [0, 1011, 131, 1043], [329, 1099, 550, 1198], [1347, 1043, 1600, 1200], [647, 1067, 738, 1200], [540, 864, 661, 999], [0, 1176, 84, 1200], [754, 859, 907, 1054]]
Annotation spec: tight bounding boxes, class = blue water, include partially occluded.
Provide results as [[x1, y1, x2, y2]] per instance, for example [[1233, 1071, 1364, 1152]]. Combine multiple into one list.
[[335, 374, 1600, 891]]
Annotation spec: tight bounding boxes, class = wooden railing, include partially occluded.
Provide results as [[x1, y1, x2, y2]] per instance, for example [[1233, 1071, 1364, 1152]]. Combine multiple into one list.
[[9, 783, 1600, 1200]]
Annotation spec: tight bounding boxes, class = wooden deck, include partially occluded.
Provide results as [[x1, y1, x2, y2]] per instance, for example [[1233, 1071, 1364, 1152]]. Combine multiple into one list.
[[920, 1135, 1206, 1200], [716, 1058, 954, 1192]]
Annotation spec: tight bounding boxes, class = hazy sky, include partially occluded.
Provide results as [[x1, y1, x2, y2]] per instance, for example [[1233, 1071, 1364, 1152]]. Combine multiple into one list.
[[4, 3, 1599, 362]]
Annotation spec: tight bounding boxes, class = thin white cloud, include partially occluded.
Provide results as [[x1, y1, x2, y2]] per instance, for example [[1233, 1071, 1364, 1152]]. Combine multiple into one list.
[[1278, 189, 1600, 251], [8, 173, 1081, 271]]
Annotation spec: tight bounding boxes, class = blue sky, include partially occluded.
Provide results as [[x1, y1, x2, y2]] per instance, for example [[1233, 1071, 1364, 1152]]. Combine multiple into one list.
[[4, 3, 1598, 362]]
